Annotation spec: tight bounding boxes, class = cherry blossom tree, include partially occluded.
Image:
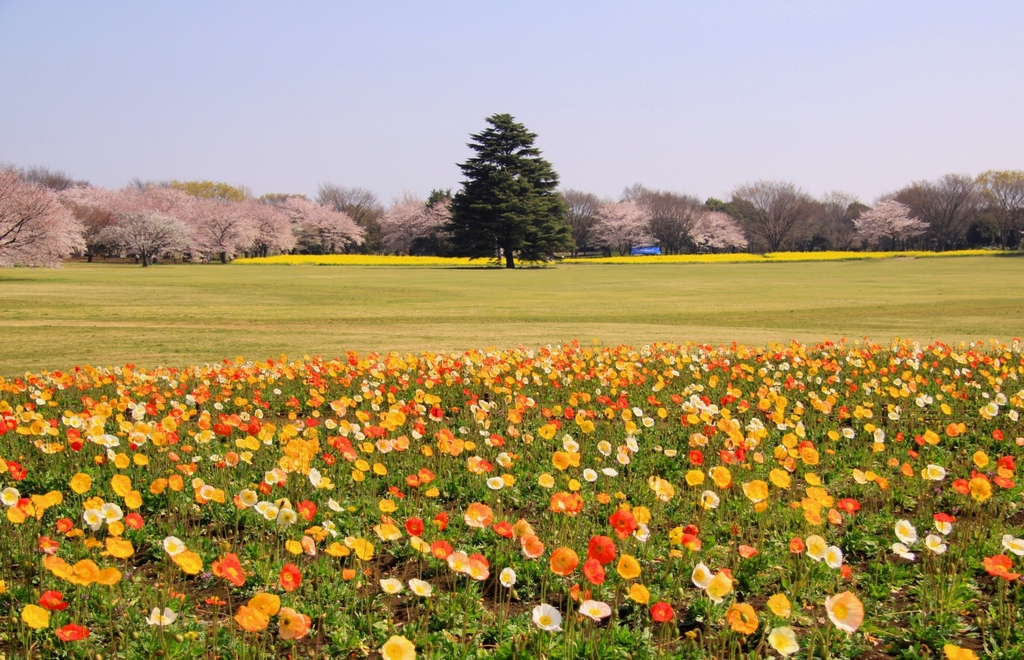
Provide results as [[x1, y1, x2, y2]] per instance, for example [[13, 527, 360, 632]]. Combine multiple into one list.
[[283, 197, 363, 253], [58, 184, 124, 260], [241, 200, 294, 257], [691, 211, 748, 252], [0, 168, 85, 267], [592, 201, 653, 256], [854, 199, 928, 249], [97, 212, 191, 266], [379, 199, 426, 254], [60, 184, 200, 261], [187, 197, 256, 263], [379, 196, 451, 254], [317, 184, 384, 253]]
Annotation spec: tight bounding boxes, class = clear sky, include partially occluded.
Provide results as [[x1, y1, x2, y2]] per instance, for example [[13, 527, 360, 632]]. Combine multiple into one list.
[[1, 1, 1022, 205]]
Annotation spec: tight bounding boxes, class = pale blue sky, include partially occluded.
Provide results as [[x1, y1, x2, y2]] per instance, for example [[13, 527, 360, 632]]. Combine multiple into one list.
[[1, 1, 1021, 204]]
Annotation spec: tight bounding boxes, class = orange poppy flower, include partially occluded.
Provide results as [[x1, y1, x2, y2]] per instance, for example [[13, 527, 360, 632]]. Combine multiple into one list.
[[549, 547, 580, 577], [725, 603, 759, 635], [234, 605, 269, 632], [521, 534, 545, 559], [212, 553, 246, 587]]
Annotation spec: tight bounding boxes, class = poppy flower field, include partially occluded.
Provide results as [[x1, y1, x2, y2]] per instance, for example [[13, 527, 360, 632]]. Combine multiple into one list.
[[1, 339, 1022, 659]]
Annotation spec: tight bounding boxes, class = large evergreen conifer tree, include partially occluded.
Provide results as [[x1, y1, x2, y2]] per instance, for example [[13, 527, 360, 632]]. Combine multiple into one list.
[[448, 114, 571, 268]]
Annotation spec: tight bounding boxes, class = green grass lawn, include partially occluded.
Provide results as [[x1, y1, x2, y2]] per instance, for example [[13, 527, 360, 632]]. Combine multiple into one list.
[[0, 255, 1021, 375]]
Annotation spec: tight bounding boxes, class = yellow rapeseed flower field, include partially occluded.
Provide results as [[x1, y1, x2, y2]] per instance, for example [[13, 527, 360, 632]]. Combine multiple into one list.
[[234, 249, 1007, 267], [562, 249, 1007, 265], [233, 254, 498, 267]]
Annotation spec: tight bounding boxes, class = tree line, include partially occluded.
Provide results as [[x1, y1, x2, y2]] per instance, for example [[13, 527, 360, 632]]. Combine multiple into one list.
[[2, 115, 1022, 267]]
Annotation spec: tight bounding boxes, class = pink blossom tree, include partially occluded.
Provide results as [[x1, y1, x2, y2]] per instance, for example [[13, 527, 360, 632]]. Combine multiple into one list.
[[379, 197, 451, 254], [592, 201, 653, 256], [58, 184, 123, 260], [97, 212, 191, 267], [0, 168, 85, 267], [186, 196, 256, 263], [283, 198, 364, 253], [60, 184, 200, 262], [691, 211, 749, 252], [240, 199, 295, 257], [854, 199, 928, 249]]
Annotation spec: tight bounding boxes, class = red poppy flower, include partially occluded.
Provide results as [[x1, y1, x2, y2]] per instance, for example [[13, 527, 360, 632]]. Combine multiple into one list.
[[7, 461, 26, 481], [39, 590, 69, 611], [55, 624, 90, 641], [296, 500, 316, 522], [836, 498, 861, 514], [651, 601, 675, 622], [37, 536, 60, 555], [738, 545, 758, 559], [587, 535, 617, 565], [405, 517, 425, 537], [430, 540, 454, 560], [994, 476, 1015, 489], [125, 512, 145, 530], [952, 479, 971, 495], [608, 509, 638, 540], [582, 558, 606, 585], [433, 512, 449, 531], [789, 537, 806, 553], [688, 450, 704, 465], [279, 563, 302, 592], [492, 521, 513, 538], [984, 554, 1021, 581], [55, 518, 75, 534]]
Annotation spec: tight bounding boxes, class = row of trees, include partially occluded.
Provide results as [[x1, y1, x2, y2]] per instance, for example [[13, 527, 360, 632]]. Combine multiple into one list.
[[0, 166, 377, 267], [556, 173, 1024, 257], [59, 182, 363, 266], [2, 113, 1022, 267]]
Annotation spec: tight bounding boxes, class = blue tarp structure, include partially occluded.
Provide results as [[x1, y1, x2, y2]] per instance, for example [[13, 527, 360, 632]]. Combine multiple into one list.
[[630, 246, 661, 256]]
